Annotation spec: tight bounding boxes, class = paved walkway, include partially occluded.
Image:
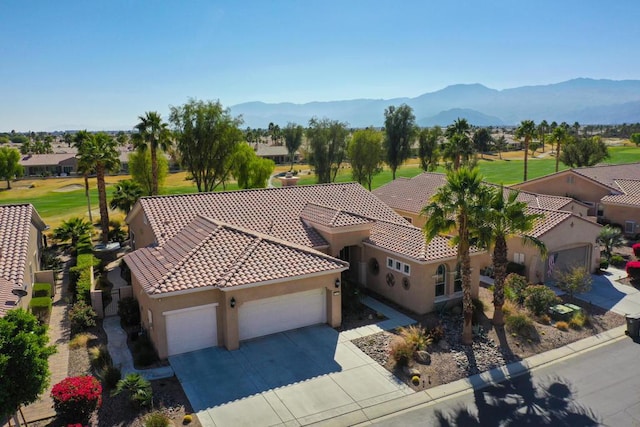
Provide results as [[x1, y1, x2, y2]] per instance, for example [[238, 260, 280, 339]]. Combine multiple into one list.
[[574, 267, 640, 315], [16, 261, 71, 425]]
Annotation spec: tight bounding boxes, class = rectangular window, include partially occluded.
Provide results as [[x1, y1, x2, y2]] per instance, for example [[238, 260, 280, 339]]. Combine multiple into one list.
[[625, 221, 636, 235], [387, 257, 394, 268], [395, 260, 402, 271], [403, 263, 411, 276], [514, 253, 525, 264]]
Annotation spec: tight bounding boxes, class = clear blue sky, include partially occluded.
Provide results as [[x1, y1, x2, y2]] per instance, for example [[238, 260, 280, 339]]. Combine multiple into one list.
[[1, 0, 638, 131]]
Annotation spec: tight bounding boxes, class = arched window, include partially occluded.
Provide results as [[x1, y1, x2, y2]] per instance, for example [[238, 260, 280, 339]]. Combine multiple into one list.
[[435, 264, 446, 297], [454, 263, 463, 293]]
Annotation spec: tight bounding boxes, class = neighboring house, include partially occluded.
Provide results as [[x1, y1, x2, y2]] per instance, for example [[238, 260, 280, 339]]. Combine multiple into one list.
[[124, 183, 484, 358], [20, 153, 78, 176], [374, 173, 601, 284], [514, 163, 640, 236], [0, 204, 49, 317], [253, 143, 296, 164]]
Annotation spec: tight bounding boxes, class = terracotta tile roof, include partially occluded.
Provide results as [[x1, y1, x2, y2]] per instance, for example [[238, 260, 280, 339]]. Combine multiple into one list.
[[0, 277, 18, 317], [365, 220, 477, 261], [300, 203, 374, 228], [373, 173, 576, 214], [614, 179, 640, 196], [124, 216, 348, 295], [0, 204, 44, 316], [571, 163, 640, 190], [20, 153, 76, 166], [601, 194, 640, 207], [137, 183, 406, 248], [253, 143, 289, 157]]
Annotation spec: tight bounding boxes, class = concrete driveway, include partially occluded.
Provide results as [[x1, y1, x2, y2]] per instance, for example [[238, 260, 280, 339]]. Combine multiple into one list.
[[573, 267, 640, 315], [170, 298, 414, 426]]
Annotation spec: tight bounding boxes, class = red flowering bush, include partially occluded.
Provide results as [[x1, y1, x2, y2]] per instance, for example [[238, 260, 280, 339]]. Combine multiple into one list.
[[51, 376, 102, 423], [633, 243, 640, 257], [626, 261, 640, 280]]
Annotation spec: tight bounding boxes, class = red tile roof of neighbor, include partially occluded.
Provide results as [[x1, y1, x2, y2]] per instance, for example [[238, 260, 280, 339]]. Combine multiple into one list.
[[373, 172, 577, 214], [128, 182, 477, 295], [0, 204, 44, 316], [124, 216, 349, 295]]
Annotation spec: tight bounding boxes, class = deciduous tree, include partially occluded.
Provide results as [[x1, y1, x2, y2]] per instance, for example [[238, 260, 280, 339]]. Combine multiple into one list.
[[0, 146, 23, 188], [306, 117, 349, 184], [128, 150, 168, 196], [231, 143, 275, 189], [560, 135, 609, 168], [418, 127, 441, 171], [384, 104, 416, 179], [348, 128, 383, 190], [282, 122, 304, 170]]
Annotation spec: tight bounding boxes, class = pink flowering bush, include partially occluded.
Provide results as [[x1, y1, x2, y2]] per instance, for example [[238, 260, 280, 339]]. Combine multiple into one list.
[[632, 243, 640, 257], [627, 261, 640, 280], [51, 376, 102, 423]]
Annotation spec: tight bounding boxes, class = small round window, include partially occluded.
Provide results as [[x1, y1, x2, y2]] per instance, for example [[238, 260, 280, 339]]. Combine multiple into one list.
[[369, 258, 380, 276], [402, 277, 410, 290]]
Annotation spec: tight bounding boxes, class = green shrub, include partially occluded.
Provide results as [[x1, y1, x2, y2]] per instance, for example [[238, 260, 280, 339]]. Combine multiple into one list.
[[610, 254, 625, 267], [569, 311, 587, 329], [99, 365, 121, 390], [399, 325, 432, 352], [524, 285, 560, 315], [505, 273, 528, 302], [133, 335, 158, 367], [556, 321, 569, 331], [505, 313, 536, 338], [118, 297, 140, 326], [145, 410, 171, 427], [501, 299, 517, 316], [89, 344, 112, 370], [390, 338, 414, 367], [506, 262, 526, 276], [112, 373, 153, 408], [600, 259, 609, 270], [29, 296, 52, 322], [33, 282, 52, 298], [69, 300, 97, 334], [76, 268, 93, 303]]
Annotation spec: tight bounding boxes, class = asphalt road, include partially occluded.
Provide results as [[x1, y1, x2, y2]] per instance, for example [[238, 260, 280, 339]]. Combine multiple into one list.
[[371, 337, 640, 426]]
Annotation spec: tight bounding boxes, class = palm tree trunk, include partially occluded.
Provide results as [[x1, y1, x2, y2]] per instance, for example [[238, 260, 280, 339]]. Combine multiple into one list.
[[523, 138, 529, 181], [492, 236, 508, 326], [96, 165, 109, 244], [458, 229, 473, 345], [555, 141, 561, 172], [84, 174, 93, 222], [151, 146, 158, 195]]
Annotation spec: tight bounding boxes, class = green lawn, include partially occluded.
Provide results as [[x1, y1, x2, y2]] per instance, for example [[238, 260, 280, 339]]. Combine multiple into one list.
[[1, 145, 638, 226]]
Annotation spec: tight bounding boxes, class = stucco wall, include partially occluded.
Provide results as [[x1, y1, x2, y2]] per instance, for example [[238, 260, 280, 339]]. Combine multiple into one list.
[[127, 208, 156, 250], [601, 203, 640, 235], [18, 222, 42, 310]]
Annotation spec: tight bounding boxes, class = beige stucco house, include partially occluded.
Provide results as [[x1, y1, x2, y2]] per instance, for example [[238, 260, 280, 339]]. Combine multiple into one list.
[[125, 183, 484, 358], [374, 173, 601, 284], [514, 163, 640, 236], [0, 203, 48, 316]]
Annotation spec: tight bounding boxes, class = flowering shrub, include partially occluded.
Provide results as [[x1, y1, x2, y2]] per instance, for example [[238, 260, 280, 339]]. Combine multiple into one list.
[[627, 261, 640, 280], [51, 376, 102, 422], [632, 243, 640, 257]]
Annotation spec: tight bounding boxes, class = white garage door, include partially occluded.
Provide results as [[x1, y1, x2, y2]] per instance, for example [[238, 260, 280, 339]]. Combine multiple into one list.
[[239, 288, 327, 341], [164, 303, 218, 356], [545, 246, 589, 281]]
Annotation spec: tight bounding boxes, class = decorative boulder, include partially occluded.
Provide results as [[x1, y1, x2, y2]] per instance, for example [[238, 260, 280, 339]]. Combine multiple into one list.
[[415, 350, 431, 365]]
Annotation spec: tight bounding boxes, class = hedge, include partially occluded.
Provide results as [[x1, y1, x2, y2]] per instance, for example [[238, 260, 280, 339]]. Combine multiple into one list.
[[30, 296, 53, 321], [33, 282, 52, 298], [69, 254, 99, 302]]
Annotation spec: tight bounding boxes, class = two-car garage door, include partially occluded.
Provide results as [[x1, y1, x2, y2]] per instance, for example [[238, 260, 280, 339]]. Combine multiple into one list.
[[239, 288, 327, 341]]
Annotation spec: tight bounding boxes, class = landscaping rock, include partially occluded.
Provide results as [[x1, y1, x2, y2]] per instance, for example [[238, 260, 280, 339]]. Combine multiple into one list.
[[438, 339, 451, 351], [415, 350, 431, 365]]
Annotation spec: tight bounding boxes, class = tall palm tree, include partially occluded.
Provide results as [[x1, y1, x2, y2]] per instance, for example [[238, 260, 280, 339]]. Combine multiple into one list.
[[480, 187, 546, 326], [74, 130, 94, 222], [132, 112, 171, 195], [538, 120, 548, 152], [443, 118, 473, 170], [551, 126, 568, 172], [422, 167, 491, 345], [77, 132, 120, 244], [110, 179, 143, 215], [515, 120, 536, 181]]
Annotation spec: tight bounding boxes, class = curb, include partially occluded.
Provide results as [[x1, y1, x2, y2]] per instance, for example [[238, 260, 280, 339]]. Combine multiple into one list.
[[311, 324, 628, 426]]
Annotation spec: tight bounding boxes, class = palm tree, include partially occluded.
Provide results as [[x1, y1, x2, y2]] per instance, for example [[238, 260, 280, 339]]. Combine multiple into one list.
[[132, 112, 171, 196], [550, 126, 568, 172], [443, 118, 474, 170], [515, 120, 536, 181], [77, 132, 120, 244], [538, 120, 548, 152], [481, 187, 546, 326], [422, 167, 491, 345], [597, 225, 625, 261], [53, 217, 93, 253], [74, 130, 94, 222], [110, 179, 143, 215]]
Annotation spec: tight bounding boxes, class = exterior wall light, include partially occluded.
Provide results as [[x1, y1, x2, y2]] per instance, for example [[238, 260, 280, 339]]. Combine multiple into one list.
[[230, 297, 236, 308]]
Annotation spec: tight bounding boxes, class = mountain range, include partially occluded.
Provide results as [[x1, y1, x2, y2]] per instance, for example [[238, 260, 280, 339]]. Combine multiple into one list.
[[229, 78, 640, 128]]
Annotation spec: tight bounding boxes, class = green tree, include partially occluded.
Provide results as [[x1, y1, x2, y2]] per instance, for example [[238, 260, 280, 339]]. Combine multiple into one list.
[[384, 104, 416, 179], [555, 265, 592, 299], [116, 131, 129, 147], [128, 150, 168, 196], [538, 119, 549, 152], [560, 135, 609, 168], [110, 180, 143, 215], [282, 122, 304, 170], [53, 217, 93, 251], [631, 133, 640, 147], [10, 134, 28, 145], [481, 187, 546, 326], [422, 167, 491, 345], [132, 112, 172, 196], [0, 309, 56, 424], [231, 143, 275, 189], [74, 130, 94, 222], [472, 128, 492, 158], [515, 119, 536, 181], [550, 126, 569, 172], [494, 135, 507, 159], [0, 146, 23, 188], [596, 225, 625, 260], [77, 132, 120, 244], [306, 117, 349, 183], [418, 126, 441, 171], [443, 118, 474, 170], [348, 128, 384, 190], [170, 99, 244, 192]]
